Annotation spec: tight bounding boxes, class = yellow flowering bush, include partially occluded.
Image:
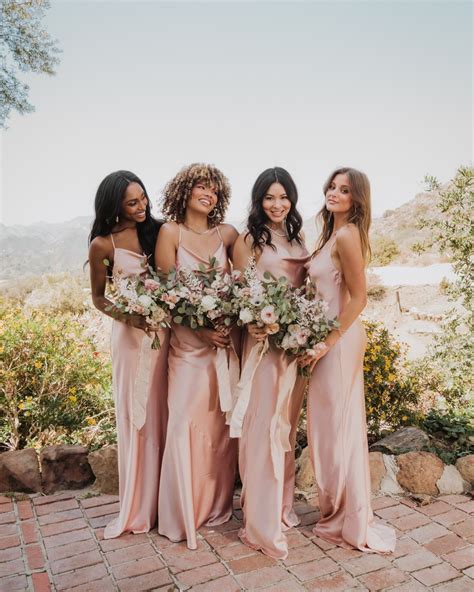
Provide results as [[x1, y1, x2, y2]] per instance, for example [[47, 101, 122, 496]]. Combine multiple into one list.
[[363, 321, 421, 437], [0, 301, 115, 450]]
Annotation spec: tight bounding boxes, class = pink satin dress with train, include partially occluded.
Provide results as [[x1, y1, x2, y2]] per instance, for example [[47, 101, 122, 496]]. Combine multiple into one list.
[[158, 226, 237, 550], [238, 241, 309, 559], [104, 236, 169, 539], [306, 232, 396, 552]]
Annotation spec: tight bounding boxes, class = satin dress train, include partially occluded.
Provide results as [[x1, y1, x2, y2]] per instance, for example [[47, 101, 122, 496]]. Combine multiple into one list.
[[158, 226, 237, 550], [238, 241, 309, 559], [306, 232, 396, 552], [104, 238, 169, 539]]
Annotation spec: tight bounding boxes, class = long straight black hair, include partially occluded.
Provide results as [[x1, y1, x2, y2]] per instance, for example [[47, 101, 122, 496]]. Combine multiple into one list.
[[246, 167, 303, 251], [89, 170, 162, 270]]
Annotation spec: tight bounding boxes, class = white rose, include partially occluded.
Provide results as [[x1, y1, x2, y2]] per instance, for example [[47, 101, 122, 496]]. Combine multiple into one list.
[[201, 295, 217, 311], [137, 294, 153, 309], [239, 308, 253, 324]]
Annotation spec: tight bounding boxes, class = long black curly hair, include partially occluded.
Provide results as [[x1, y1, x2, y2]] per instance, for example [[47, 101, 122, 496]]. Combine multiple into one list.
[[160, 163, 231, 226], [246, 167, 303, 250], [89, 170, 162, 270]]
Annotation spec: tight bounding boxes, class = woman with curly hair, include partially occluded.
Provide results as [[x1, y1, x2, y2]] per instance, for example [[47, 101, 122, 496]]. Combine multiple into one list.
[[300, 167, 395, 552], [155, 163, 239, 549], [231, 167, 309, 559]]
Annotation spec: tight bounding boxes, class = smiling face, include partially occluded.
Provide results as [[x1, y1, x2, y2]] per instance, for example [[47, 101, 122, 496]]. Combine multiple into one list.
[[325, 173, 353, 215], [187, 180, 218, 216], [262, 182, 291, 226], [121, 182, 148, 223]]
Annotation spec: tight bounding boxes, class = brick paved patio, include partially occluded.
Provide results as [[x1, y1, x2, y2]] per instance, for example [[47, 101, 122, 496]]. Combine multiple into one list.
[[1, 491, 473, 591]]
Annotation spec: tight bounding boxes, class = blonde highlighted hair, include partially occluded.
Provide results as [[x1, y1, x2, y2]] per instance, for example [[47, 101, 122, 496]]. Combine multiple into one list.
[[315, 167, 372, 262]]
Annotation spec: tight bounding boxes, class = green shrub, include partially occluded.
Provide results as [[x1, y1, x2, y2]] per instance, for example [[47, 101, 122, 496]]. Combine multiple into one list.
[[371, 236, 400, 266], [0, 301, 114, 450], [422, 408, 474, 464], [367, 284, 387, 301], [363, 321, 421, 437]]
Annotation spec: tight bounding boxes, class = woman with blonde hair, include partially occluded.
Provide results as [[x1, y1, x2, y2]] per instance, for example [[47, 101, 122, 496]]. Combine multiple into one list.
[[299, 167, 396, 552], [155, 163, 238, 550]]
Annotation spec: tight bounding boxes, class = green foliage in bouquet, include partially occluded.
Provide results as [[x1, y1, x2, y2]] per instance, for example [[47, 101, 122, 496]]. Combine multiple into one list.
[[0, 302, 114, 450]]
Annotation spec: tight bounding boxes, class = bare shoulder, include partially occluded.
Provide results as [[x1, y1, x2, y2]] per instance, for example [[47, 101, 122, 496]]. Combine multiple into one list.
[[89, 235, 112, 259], [219, 223, 239, 245], [336, 223, 361, 248], [159, 221, 180, 242]]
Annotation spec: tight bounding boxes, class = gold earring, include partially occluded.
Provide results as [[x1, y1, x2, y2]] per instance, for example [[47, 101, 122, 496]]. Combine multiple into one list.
[[208, 209, 217, 219]]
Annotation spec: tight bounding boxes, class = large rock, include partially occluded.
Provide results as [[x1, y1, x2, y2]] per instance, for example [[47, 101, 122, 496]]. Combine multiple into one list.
[[396, 451, 444, 496], [370, 427, 430, 455], [380, 454, 404, 495], [456, 455, 474, 486], [436, 465, 469, 495], [0, 449, 41, 493], [369, 451, 386, 492], [296, 447, 315, 490], [40, 445, 94, 494], [88, 445, 118, 495]]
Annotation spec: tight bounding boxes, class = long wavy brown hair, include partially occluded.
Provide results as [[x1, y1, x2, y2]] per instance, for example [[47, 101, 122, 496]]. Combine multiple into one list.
[[315, 167, 372, 262], [160, 163, 231, 226]]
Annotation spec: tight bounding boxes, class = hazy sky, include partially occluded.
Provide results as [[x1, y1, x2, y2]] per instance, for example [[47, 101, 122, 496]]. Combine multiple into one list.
[[1, 0, 472, 227]]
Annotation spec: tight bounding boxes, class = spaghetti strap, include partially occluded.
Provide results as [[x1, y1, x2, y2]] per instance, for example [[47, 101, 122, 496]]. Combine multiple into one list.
[[216, 225, 223, 243], [178, 224, 182, 244], [110, 233, 116, 250]]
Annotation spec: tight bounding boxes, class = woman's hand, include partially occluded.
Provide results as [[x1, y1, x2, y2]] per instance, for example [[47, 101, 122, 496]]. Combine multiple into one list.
[[124, 314, 150, 332], [197, 327, 231, 349], [297, 343, 330, 371], [247, 323, 267, 342]]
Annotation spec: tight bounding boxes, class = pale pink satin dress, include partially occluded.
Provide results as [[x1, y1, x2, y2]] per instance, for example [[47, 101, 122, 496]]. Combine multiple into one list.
[[306, 232, 396, 552], [238, 241, 309, 559], [104, 236, 169, 539], [158, 226, 237, 550]]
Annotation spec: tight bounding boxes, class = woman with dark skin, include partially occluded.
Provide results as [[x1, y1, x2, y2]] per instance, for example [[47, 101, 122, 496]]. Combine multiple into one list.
[[155, 163, 239, 550], [89, 170, 169, 538]]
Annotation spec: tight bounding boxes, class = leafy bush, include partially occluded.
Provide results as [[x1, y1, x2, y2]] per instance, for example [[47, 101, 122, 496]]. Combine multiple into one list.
[[371, 236, 400, 266], [422, 408, 474, 464], [419, 166, 473, 408], [0, 301, 114, 450], [363, 321, 421, 438], [0, 273, 90, 315], [367, 284, 387, 301]]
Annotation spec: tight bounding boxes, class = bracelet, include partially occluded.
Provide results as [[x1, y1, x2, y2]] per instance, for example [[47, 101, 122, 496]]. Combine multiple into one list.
[[336, 327, 346, 337]]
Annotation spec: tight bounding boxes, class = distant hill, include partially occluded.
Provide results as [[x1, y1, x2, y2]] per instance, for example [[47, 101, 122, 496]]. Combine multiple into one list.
[[0, 217, 92, 280], [0, 189, 446, 279]]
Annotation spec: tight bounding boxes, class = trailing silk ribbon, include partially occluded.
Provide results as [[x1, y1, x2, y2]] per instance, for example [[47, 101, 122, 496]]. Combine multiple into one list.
[[269, 358, 298, 479], [131, 331, 154, 429], [215, 344, 240, 414], [229, 338, 269, 437]]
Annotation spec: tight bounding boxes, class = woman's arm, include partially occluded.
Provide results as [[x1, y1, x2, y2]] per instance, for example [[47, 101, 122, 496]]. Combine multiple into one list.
[[155, 222, 179, 273], [325, 223, 367, 348], [220, 223, 239, 259], [232, 232, 253, 272], [89, 237, 148, 330]]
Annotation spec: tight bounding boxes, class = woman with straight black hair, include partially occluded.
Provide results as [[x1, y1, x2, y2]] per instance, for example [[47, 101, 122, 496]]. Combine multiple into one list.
[[231, 167, 309, 559], [88, 170, 169, 539]]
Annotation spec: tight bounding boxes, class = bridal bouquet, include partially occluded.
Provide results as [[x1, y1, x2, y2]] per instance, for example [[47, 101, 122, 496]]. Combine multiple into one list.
[[232, 256, 299, 340], [164, 257, 238, 331], [274, 283, 339, 376], [109, 271, 171, 349]]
